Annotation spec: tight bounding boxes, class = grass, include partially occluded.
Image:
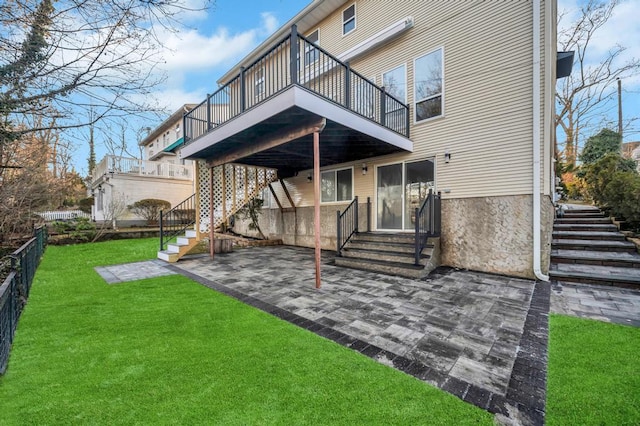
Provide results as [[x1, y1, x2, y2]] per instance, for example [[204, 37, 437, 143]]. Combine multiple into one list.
[[0, 238, 491, 425], [547, 314, 640, 426]]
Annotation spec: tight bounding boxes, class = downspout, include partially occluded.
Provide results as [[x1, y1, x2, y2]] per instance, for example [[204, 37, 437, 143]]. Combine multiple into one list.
[[533, 0, 549, 281]]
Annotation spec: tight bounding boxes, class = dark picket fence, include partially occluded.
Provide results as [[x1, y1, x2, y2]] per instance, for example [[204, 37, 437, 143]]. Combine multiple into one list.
[[0, 226, 47, 374]]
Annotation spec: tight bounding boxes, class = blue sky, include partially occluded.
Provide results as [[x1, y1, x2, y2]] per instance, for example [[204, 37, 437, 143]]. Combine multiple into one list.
[[79, 0, 640, 174]]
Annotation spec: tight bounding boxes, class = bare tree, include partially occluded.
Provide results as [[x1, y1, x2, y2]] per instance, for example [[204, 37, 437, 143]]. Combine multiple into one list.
[[556, 0, 640, 167], [0, 0, 211, 144]]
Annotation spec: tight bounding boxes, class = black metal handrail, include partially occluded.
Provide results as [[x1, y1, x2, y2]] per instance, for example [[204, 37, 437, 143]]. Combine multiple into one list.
[[1, 226, 47, 374], [184, 25, 410, 145], [159, 194, 196, 251], [336, 196, 359, 256], [414, 190, 441, 265]]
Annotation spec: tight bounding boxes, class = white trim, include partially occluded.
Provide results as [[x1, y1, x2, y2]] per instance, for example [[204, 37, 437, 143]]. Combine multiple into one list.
[[338, 16, 413, 63], [181, 86, 413, 160], [320, 166, 354, 204], [342, 3, 356, 36], [413, 47, 445, 124], [373, 157, 436, 232], [532, 0, 549, 282]]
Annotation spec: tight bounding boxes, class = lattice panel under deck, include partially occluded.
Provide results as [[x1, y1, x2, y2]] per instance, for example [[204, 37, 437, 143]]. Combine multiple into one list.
[[198, 163, 277, 234], [197, 160, 211, 234]]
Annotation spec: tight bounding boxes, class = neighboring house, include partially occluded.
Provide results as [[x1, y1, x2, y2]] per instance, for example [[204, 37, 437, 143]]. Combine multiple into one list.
[[90, 105, 196, 227], [174, 0, 562, 280]]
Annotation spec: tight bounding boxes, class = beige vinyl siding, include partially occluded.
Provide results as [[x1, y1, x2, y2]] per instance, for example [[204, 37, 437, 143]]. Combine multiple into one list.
[[288, 0, 552, 200]]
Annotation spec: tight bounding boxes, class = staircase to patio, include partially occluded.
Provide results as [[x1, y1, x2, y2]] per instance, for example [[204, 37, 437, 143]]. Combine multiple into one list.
[[549, 206, 640, 289], [335, 232, 440, 279], [334, 190, 441, 279], [158, 162, 278, 262]]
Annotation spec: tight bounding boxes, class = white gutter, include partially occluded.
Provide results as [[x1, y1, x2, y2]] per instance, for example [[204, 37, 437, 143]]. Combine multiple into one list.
[[533, 0, 549, 281]]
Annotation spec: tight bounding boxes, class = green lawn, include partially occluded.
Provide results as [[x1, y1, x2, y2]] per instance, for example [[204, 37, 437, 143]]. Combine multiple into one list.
[[0, 239, 491, 425], [547, 314, 640, 426]]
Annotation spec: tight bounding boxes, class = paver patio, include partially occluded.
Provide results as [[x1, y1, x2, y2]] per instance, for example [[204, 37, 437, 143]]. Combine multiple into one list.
[[95, 244, 640, 424], [99, 246, 544, 422]]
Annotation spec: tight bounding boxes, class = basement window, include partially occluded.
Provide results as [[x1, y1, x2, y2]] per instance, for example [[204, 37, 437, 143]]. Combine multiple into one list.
[[321, 167, 353, 203]]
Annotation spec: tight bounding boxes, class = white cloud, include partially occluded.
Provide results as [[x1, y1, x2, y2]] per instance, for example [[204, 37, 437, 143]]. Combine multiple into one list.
[[151, 11, 281, 111], [158, 11, 279, 72]]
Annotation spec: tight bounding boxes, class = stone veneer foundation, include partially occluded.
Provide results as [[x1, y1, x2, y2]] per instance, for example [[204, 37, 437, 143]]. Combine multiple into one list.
[[232, 195, 553, 279]]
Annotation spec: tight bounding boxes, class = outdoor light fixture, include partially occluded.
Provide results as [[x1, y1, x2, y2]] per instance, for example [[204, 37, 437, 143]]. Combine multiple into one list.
[[444, 151, 451, 163], [362, 163, 368, 175], [307, 173, 312, 182]]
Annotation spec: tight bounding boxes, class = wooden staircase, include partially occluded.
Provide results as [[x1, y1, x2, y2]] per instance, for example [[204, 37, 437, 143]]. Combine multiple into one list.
[[157, 229, 199, 263], [335, 232, 440, 279], [549, 206, 640, 289], [157, 162, 278, 263]]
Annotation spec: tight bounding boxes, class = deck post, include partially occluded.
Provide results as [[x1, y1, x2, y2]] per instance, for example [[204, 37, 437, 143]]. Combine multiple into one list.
[[209, 166, 215, 259], [313, 130, 321, 289]]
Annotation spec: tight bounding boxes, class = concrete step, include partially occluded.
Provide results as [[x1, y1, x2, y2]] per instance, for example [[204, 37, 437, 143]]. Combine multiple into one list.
[[550, 263, 640, 289], [553, 223, 618, 232], [561, 212, 605, 218], [353, 232, 415, 245], [341, 247, 429, 266], [334, 256, 427, 279], [555, 217, 611, 225], [551, 239, 637, 253], [346, 240, 429, 254], [551, 249, 640, 269], [157, 250, 179, 262], [167, 242, 190, 253], [552, 231, 626, 241], [564, 206, 603, 214]]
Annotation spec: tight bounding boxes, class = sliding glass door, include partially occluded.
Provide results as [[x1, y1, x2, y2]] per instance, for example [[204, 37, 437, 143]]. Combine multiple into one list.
[[376, 159, 434, 231]]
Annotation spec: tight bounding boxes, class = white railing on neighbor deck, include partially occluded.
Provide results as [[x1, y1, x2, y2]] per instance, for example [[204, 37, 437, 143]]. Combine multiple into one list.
[[37, 210, 91, 221], [92, 155, 193, 184]]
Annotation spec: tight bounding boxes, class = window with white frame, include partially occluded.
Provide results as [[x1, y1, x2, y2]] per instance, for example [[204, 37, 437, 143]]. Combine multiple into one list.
[[255, 67, 265, 97], [414, 48, 443, 121], [342, 4, 356, 35], [321, 167, 353, 203], [383, 64, 406, 127], [304, 29, 319, 66]]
